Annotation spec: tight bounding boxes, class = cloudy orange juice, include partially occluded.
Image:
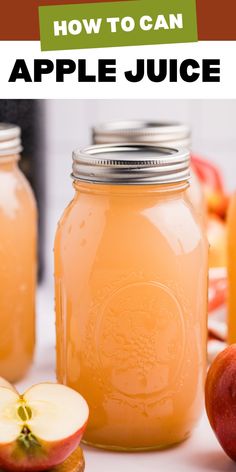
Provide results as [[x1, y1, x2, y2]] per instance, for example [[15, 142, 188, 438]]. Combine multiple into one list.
[[55, 144, 208, 451], [0, 124, 37, 382]]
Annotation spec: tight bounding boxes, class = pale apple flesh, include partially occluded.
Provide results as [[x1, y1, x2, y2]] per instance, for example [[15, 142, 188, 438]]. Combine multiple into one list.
[[0, 376, 16, 391], [0, 383, 89, 472]]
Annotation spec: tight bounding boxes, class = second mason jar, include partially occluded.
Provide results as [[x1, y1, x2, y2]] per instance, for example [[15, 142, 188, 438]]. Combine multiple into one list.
[[93, 121, 206, 225], [54, 144, 208, 451], [0, 124, 37, 382]]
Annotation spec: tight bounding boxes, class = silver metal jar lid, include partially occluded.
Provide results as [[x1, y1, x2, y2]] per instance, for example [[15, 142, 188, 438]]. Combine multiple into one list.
[[0, 123, 22, 156], [93, 121, 191, 147], [72, 144, 190, 185]]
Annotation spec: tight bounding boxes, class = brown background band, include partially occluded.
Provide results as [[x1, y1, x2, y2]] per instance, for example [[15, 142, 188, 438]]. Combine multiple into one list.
[[1, 0, 236, 40]]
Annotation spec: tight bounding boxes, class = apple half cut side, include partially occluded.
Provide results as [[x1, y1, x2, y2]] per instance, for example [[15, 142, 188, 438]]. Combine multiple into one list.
[[0, 383, 89, 472], [0, 377, 17, 392]]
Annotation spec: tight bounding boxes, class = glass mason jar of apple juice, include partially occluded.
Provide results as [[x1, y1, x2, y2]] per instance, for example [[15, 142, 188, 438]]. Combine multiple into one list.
[[0, 124, 37, 382], [93, 121, 206, 225], [55, 144, 208, 451]]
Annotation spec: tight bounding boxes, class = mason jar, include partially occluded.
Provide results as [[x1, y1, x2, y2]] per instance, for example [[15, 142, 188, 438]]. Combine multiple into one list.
[[54, 144, 208, 451], [93, 121, 206, 225], [0, 124, 37, 382]]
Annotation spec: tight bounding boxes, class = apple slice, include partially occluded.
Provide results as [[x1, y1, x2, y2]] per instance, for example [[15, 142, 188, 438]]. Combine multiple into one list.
[[0, 383, 89, 472], [50, 446, 85, 472], [0, 376, 16, 391]]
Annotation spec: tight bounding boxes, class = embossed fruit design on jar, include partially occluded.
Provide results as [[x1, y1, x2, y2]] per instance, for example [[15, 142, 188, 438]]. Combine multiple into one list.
[[54, 144, 208, 451], [0, 124, 37, 382]]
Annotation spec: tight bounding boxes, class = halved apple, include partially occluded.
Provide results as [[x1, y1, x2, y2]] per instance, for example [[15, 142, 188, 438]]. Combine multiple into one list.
[[0, 376, 16, 391], [0, 382, 89, 471]]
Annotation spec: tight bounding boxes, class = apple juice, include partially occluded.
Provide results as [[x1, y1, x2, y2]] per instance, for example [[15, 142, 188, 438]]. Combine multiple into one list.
[[55, 144, 208, 451], [0, 124, 37, 382], [93, 120, 207, 225]]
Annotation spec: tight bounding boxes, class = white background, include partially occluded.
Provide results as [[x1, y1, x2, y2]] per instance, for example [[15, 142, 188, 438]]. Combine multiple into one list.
[[0, 41, 235, 98], [44, 99, 236, 283], [1, 40, 235, 471]]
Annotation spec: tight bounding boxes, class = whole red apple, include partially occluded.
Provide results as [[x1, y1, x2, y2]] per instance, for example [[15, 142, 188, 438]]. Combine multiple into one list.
[[205, 344, 236, 461]]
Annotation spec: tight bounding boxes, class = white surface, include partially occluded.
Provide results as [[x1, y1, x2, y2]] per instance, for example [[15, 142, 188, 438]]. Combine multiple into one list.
[[0, 41, 234, 99], [15, 285, 235, 472]]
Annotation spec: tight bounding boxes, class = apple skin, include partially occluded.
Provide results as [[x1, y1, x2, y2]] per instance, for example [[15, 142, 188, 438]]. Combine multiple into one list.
[[205, 189, 229, 220], [0, 377, 16, 391], [191, 154, 229, 219], [205, 344, 236, 461], [0, 422, 88, 472], [207, 214, 227, 268]]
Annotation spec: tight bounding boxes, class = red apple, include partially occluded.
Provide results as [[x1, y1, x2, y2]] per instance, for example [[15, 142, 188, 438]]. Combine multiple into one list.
[[192, 155, 224, 194], [208, 268, 227, 314], [192, 155, 229, 219], [207, 214, 227, 268], [0, 382, 89, 471], [205, 344, 236, 461], [205, 188, 229, 220]]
